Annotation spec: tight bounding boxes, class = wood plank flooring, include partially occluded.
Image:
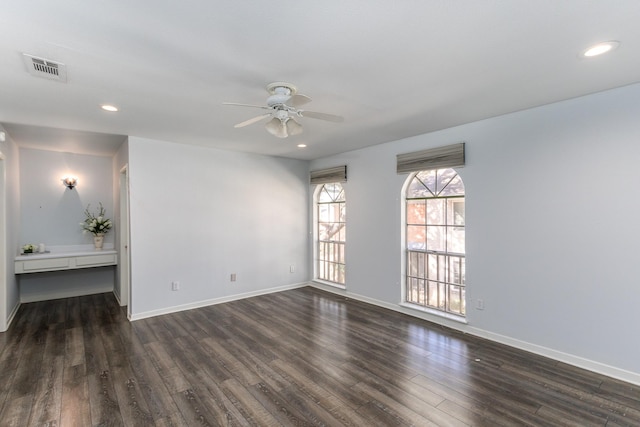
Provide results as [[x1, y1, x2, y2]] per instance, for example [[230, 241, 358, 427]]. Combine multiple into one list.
[[0, 287, 638, 426]]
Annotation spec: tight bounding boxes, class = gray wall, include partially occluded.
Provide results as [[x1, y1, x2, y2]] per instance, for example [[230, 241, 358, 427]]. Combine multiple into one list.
[[127, 137, 309, 317], [310, 83, 640, 384]]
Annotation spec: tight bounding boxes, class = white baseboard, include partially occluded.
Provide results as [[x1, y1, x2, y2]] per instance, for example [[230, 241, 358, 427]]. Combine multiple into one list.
[[129, 282, 308, 321], [1, 301, 21, 332], [308, 282, 640, 387], [20, 285, 114, 303], [113, 289, 122, 306]]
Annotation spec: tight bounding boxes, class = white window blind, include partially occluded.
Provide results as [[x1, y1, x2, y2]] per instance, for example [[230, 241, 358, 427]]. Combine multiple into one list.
[[397, 143, 465, 174], [310, 165, 347, 185]]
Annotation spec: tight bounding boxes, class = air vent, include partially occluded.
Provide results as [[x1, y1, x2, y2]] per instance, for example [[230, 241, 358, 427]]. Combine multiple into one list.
[[22, 53, 67, 82]]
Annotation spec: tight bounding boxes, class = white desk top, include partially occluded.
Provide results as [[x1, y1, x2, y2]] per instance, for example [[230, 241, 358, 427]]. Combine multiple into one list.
[[15, 244, 116, 261]]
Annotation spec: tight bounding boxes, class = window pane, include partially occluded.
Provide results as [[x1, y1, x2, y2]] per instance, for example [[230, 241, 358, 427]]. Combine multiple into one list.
[[318, 187, 333, 203], [427, 254, 438, 280], [438, 283, 446, 310], [406, 178, 431, 198], [329, 203, 340, 222], [426, 199, 445, 225], [449, 200, 465, 225], [449, 256, 462, 285], [318, 223, 331, 241], [407, 200, 426, 225], [428, 281, 439, 307], [448, 226, 465, 254], [426, 226, 446, 252], [417, 252, 425, 278], [407, 277, 418, 303], [439, 174, 465, 197], [416, 170, 436, 195], [318, 204, 329, 222], [449, 285, 462, 314], [436, 169, 457, 195], [407, 226, 426, 250], [408, 251, 419, 277]]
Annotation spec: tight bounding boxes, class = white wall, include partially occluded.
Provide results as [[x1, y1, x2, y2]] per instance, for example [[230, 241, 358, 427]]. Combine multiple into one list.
[[310, 83, 640, 384], [0, 125, 21, 331], [20, 148, 114, 246], [18, 148, 116, 300], [127, 137, 309, 318]]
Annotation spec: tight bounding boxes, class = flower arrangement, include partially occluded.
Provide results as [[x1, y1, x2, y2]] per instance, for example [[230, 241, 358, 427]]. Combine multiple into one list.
[[22, 243, 37, 254], [81, 202, 112, 236]]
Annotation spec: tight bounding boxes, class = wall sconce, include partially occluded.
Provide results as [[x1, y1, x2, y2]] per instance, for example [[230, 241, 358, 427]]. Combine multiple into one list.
[[62, 176, 78, 190]]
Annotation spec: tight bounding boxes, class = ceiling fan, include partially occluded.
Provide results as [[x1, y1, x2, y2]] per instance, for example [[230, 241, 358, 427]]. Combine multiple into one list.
[[223, 82, 344, 138]]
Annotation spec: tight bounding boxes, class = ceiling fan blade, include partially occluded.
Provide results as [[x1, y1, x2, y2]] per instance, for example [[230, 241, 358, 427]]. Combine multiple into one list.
[[299, 110, 344, 123], [287, 94, 312, 107], [234, 113, 271, 128], [223, 102, 270, 110]]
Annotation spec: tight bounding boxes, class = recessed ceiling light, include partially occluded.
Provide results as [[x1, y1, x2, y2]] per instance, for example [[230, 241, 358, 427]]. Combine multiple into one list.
[[297, 143, 307, 148], [582, 41, 620, 58], [101, 104, 119, 112]]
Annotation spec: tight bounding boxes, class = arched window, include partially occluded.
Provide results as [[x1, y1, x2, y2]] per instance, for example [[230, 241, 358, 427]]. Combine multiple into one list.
[[405, 168, 465, 316], [316, 183, 346, 285]]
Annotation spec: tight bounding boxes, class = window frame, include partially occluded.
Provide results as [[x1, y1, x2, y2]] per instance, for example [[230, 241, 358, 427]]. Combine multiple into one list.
[[313, 182, 346, 288], [402, 168, 466, 319]]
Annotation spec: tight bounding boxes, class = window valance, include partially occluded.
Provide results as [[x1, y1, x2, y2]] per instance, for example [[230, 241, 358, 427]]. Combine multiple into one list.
[[310, 165, 347, 184], [396, 143, 465, 174]]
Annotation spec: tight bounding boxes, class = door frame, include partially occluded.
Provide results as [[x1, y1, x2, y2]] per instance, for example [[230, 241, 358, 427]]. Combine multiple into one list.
[[119, 165, 132, 317], [0, 151, 6, 331]]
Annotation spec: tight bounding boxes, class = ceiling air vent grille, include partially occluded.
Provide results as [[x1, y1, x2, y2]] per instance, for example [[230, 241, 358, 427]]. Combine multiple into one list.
[[22, 53, 67, 82]]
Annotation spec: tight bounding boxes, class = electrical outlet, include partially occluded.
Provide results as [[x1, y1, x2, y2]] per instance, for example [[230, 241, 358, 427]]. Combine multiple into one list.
[[172, 281, 180, 291], [476, 299, 485, 310], [230, 273, 236, 282], [289, 265, 295, 273]]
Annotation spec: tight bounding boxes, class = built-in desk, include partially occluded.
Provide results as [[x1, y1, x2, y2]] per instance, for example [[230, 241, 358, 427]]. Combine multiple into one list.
[[15, 245, 117, 274]]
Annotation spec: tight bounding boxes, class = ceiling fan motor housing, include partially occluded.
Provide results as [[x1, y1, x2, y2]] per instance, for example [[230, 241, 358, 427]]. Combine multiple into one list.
[[266, 82, 297, 107]]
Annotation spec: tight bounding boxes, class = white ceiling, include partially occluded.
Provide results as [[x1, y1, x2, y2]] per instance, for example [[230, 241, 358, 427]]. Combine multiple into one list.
[[1, 1, 639, 160]]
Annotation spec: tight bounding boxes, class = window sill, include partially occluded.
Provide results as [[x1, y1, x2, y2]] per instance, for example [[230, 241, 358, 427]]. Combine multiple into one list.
[[399, 302, 468, 324], [312, 280, 346, 290]]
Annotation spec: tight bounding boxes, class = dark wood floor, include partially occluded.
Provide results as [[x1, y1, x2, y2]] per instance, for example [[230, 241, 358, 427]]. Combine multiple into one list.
[[0, 287, 638, 427]]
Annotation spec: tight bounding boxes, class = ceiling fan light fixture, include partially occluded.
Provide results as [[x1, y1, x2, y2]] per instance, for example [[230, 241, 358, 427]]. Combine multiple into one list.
[[286, 118, 303, 136], [265, 117, 288, 138]]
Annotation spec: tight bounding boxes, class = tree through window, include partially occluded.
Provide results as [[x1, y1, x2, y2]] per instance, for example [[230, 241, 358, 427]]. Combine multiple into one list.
[[405, 168, 465, 316], [316, 183, 345, 285]]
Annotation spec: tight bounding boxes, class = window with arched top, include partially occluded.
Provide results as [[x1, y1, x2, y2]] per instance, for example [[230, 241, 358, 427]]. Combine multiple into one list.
[[405, 168, 465, 316], [316, 183, 346, 285]]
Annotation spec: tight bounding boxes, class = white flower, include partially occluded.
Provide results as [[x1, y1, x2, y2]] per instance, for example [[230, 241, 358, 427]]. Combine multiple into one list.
[[81, 202, 112, 236]]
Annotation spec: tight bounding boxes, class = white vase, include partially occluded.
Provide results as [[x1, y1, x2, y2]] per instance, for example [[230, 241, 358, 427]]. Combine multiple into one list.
[[94, 233, 105, 250]]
